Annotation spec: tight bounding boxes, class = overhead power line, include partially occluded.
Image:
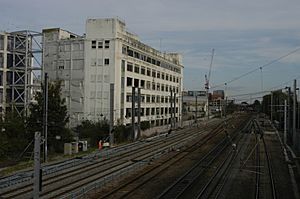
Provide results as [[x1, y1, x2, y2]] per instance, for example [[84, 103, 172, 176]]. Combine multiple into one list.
[[211, 47, 300, 89]]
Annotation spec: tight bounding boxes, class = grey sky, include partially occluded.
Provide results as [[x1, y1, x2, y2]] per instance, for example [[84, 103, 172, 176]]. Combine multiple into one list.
[[1, 0, 300, 101]]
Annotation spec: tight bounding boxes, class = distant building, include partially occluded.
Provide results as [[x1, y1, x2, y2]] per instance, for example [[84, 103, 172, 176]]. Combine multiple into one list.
[[43, 18, 184, 127], [212, 90, 224, 100], [182, 90, 207, 119]]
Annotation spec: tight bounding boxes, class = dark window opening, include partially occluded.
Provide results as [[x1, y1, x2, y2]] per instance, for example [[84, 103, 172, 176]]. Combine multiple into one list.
[[104, 58, 109, 65], [98, 41, 103, 48], [127, 77, 132, 86], [105, 40, 110, 48], [91, 40, 96, 49], [127, 63, 133, 72]]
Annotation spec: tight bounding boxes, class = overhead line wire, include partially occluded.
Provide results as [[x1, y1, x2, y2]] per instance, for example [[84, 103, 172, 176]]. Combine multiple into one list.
[[211, 47, 300, 89]]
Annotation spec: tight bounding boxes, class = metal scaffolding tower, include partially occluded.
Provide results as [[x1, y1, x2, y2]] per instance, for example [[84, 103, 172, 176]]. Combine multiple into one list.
[[0, 30, 42, 116]]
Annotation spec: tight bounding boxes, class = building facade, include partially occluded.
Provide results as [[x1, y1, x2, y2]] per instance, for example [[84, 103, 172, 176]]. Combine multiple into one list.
[[182, 90, 207, 119], [0, 31, 41, 116], [43, 18, 184, 127]]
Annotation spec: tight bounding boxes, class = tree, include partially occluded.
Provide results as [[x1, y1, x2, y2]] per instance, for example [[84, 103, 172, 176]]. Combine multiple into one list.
[[0, 112, 28, 160], [75, 120, 109, 147], [27, 81, 73, 152], [252, 100, 261, 112]]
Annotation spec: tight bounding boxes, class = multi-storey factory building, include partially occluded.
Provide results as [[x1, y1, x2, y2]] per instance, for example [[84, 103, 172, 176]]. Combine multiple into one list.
[[43, 18, 183, 127]]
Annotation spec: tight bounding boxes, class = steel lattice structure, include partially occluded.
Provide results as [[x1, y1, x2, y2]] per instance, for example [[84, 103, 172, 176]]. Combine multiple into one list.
[[0, 30, 42, 116]]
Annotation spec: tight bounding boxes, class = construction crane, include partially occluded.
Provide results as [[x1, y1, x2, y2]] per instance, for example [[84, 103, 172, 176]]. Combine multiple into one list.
[[205, 48, 215, 119]]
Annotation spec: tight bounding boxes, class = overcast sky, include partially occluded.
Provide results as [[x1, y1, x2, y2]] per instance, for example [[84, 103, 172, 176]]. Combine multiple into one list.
[[1, 0, 300, 102]]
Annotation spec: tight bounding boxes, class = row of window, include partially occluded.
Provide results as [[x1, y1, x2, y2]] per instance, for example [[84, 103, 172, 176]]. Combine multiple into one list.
[[91, 40, 110, 49], [122, 45, 181, 74], [126, 77, 179, 93], [126, 94, 179, 103], [125, 107, 179, 118], [126, 62, 180, 83]]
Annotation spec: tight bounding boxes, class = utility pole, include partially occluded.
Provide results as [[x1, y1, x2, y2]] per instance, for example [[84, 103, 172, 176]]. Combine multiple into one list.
[[195, 94, 198, 124], [293, 79, 297, 148], [33, 132, 41, 199], [225, 97, 227, 118], [284, 100, 287, 145], [109, 83, 114, 146], [174, 91, 176, 128], [271, 91, 273, 121], [170, 90, 173, 129], [42, 73, 48, 163], [137, 88, 141, 139], [286, 87, 291, 143], [131, 87, 136, 140]]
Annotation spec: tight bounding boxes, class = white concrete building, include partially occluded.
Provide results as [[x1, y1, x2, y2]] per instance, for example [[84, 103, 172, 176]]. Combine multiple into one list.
[[43, 18, 183, 127]]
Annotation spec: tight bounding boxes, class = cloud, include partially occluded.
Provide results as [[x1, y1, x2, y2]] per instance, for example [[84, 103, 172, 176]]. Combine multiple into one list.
[[1, 0, 300, 95]]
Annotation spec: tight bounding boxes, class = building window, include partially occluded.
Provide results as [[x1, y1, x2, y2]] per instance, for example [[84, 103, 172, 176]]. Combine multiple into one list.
[[146, 108, 150, 116], [161, 84, 165, 91], [156, 96, 160, 103], [152, 82, 156, 90], [151, 95, 155, 103], [146, 81, 151, 90], [98, 41, 103, 48], [128, 49, 133, 57], [134, 65, 140, 73], [126, 94, 132, 102], [151, 108, 155, 115], [104, 58, 109, 65], [134, 52, 140, 59], [140, 80, 145, 88], [141, 67, 145, 75], [127, 77, 132, 86], [134, 79, 139, 87], [105, 40, 110, 48], [91, 40, 96, 49], [146, 95, 151, 103], [122, 45, 127, 54], [166, 74, 169, 81], [126, 108, 131, 118], [157, 83, 160, 91], [152, 70, 156, 78], [147, 68, 151, 76], [127, 63, 133, 72], [166, 85, 169, 92], [157, 72, 160, 79], [162, 73, 165, 80], [141, 95, 145, 102]]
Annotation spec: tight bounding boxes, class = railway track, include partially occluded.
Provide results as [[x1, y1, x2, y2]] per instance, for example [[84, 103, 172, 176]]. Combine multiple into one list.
[[156, 115, 252, 199], [94, 120, 226, 199], [0, 119, 223, 199], [253, 119, 277, 199], [88, 114, 250, 199]]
